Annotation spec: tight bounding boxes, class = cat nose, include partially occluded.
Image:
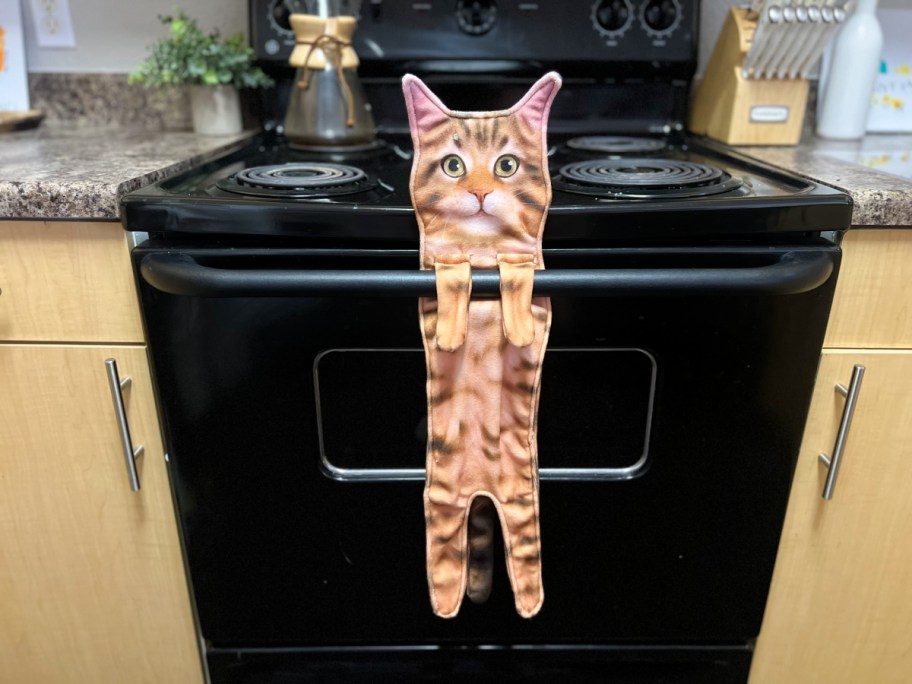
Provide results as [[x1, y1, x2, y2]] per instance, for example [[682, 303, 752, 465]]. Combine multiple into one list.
[[468, 190, 491, 204]]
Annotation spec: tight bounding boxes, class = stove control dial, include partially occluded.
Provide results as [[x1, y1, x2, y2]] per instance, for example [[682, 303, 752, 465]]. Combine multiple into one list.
[[639, 0, 682, 39], [456, 0, 497, 36], [267, 0, 294, 36], [591, 0, 634, 39]]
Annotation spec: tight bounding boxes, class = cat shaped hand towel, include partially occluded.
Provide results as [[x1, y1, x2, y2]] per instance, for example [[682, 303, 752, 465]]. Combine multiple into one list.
[[403, 72, 562, 618]]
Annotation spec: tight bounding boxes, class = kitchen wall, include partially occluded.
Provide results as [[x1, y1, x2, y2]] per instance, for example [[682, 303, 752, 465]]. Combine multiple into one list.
[[698, 0, 733, 78], [25, 0, 910, 75], [23, 0, 248, 73]]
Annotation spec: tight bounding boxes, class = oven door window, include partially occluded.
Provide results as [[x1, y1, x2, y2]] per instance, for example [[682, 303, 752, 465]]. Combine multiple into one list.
[[315, 348, 655, 481]]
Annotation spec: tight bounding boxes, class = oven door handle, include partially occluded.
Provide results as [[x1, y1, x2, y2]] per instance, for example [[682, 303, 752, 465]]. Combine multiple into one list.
[[139, 250, 834, 298]]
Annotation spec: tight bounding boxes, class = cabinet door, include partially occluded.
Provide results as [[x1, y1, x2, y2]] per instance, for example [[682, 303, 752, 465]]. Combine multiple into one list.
[[0, 221, 145, 343], [824, 230, 912, 349], [751, 351, 912, 684], [0, 345, 201, 684]]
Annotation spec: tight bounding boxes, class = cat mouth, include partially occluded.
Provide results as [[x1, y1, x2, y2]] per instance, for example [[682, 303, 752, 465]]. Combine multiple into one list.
[[467, 210, 503, 226]]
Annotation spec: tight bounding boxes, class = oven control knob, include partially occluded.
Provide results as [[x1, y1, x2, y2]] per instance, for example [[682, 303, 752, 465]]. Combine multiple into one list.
[[592, 0, 634, 37], [456, 0, 497, 36], [268, 0, 294, 36], [640, 0, 682, 38]]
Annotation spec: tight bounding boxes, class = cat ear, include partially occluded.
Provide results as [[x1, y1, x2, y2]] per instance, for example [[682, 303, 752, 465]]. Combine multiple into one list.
[[402, 74, 450, 137], [512, 71, 562, 134]]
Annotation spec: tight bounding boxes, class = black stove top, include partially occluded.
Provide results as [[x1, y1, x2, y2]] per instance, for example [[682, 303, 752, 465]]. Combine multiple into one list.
[[122, 132, 851, 244]]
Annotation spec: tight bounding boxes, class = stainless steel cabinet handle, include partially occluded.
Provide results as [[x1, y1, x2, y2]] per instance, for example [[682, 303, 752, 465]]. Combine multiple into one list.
[[818, 364, 865, 500], [105, 359, 144, 492]]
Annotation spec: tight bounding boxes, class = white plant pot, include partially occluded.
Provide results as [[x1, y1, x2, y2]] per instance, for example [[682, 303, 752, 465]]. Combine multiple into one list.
[[189, 84, 243, 136]]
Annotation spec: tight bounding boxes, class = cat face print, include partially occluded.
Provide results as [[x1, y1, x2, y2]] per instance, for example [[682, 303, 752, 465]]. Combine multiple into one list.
[[403, 73, 562, 252]]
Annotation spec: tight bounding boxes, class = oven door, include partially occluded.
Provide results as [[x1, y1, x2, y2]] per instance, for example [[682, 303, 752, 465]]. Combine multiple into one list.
[[135, 243, 838, 655]]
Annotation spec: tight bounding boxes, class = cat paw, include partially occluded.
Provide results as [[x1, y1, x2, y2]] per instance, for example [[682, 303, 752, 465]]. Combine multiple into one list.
[[433, 256, 472, 351], [498, 254, 537, 347]]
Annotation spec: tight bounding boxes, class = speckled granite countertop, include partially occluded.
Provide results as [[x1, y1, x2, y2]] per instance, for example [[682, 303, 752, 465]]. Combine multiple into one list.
[[737, 134, 912, 227], [3, 121, 911, 226], [0, 124, 255, 220]]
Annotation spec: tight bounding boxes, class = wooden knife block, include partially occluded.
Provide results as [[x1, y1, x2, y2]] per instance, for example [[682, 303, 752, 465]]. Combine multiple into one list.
[[689, 7, 809, 146]]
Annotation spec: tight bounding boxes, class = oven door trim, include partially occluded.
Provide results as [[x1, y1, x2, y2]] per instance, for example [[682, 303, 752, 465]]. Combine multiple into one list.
[[313, 347, 658, 483]]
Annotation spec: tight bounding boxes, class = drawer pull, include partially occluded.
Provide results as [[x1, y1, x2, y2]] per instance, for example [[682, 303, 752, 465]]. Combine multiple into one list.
[[105, 359, 144, 492], [818, 364, 865, 500]]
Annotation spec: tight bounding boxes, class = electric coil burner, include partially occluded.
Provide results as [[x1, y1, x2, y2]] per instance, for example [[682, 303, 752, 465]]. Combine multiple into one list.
[[565, 136, 668, 156], [217, 162, 381, 199], [553, 158, 744, 200]]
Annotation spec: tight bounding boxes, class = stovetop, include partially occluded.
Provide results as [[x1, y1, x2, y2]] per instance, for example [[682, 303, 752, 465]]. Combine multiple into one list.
[[122, 132, 852, 244]]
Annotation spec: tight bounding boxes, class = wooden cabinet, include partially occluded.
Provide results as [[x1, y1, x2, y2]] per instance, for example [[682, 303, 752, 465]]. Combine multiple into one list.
[[751, 230, 912, 683], [0, 221, 144, 343], [0, 222, 201, 683], [823, 230, 912, 349]]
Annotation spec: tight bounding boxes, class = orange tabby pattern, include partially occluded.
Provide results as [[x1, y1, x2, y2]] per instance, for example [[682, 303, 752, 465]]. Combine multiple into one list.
[[403, 72, 561, 618]]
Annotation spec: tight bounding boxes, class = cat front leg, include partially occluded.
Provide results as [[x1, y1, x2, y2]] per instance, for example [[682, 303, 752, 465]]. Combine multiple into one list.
[[433, 254, 472, 352], [497, 253, 537, 348]]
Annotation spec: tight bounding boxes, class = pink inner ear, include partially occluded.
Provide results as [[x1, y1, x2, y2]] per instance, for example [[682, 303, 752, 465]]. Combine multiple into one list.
[[402, 75, 450, 136], [514, 73, 562, 133]]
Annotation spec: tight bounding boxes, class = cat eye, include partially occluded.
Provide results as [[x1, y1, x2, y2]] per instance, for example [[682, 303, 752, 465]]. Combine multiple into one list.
[[494, 154, 519, 178], [441, 154, 466, 178]]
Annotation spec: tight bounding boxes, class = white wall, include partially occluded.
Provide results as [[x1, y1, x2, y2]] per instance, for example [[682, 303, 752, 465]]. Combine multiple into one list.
[[24, 0, 247, 72], [697, 0, 735, 77]]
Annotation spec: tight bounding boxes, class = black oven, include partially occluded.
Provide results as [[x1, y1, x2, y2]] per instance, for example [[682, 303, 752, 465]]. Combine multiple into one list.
[[134, 241, 839, 682], [122, 1, 853, 681]]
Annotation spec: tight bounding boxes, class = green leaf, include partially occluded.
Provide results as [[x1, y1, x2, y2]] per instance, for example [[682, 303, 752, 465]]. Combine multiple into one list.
[[129, 8, 273, 90]]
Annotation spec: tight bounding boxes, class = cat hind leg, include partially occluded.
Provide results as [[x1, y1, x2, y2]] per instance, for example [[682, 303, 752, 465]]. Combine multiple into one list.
[[500, 491, 545, 618], [424, 494, 470, 618]]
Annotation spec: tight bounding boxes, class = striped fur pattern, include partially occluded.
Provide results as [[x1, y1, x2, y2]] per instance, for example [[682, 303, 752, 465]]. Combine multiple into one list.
[[403, 72, 561, 618]]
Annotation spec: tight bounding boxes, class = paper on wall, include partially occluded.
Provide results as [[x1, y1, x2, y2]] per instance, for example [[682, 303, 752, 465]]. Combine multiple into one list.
[[0, 0, 30, 111], [868, 9, 912, 133]]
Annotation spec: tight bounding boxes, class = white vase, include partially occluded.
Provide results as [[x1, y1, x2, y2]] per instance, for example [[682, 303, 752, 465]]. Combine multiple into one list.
[[189, 84, 243, 136], [816, 0, 884, 140]]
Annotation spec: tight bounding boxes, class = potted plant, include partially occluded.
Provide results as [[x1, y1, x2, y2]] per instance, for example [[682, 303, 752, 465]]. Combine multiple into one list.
[[130, 12, 273, 135]]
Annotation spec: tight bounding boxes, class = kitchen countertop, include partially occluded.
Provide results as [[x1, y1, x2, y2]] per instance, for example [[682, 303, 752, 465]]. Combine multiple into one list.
[[737, 134, 912, 227], [0, 124, 255, 220], [3, 123, 911, 227]]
